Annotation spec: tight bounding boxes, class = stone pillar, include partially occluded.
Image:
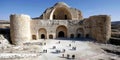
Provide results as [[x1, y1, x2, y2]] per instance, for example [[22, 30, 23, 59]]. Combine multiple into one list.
[[10, 14, 31, 45]]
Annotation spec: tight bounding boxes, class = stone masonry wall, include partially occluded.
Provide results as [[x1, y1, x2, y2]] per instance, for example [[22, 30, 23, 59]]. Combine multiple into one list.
[[30, 20, 82, 39], [88, 15, 111, 43]]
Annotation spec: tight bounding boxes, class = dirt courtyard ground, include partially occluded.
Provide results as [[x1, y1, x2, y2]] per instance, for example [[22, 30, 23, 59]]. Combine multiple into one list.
[[0, 39, 120, 60]]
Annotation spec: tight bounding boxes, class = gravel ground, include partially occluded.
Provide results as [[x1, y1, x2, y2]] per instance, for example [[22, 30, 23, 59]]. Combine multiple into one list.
[[0, 39, 120, 60]]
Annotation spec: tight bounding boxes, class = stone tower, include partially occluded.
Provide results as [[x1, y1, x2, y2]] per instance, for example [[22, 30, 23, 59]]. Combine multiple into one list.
[[10, 14, 31, 45], [84, 15, 111, 43], [89, 15, 111, 43]]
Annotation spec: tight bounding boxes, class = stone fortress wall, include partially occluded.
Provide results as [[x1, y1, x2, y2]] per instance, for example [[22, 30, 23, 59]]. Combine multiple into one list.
[[84, 15, 111, 42], [10, 2, 111, 45], [30, 19, 82, 39]]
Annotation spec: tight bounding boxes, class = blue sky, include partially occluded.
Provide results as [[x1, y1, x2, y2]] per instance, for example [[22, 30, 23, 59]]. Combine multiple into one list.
[[0, 0, 120, 21]]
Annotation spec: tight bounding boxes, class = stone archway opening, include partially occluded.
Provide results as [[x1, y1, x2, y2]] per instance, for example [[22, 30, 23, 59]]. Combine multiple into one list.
[[49, 35, 53, 39], [70, 34, 74, 38], [32, 35, 37, 40], [58, 31, 64, 37], [77, 34, 81, 38], [39, 28, 47, 39], [52, 7, 72, 20], [76, 28, 84, 38], [56, 25, 67, 38], [86, 34, 90, 38]]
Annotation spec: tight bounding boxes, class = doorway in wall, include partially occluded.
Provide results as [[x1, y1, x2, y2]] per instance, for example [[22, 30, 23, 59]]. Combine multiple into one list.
[[56, 25, 67, 38], [86, 34, 90, 38], [49, 35, 53, 39], [39, 28, 47, 39], [41, 34, 45, 39], [70, 34, 74, 38], [32, 35, 37, 40], [77, 34, 81, 38], [58, 31, 64, 37]]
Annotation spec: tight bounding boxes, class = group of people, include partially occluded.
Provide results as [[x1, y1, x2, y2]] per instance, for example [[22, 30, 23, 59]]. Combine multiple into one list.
[[42, 40, 76, 59], [62, 54, 75, 59], [59, 41, 76, 59]]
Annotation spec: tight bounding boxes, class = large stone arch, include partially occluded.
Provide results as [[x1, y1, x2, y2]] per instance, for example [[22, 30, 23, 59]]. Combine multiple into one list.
[[50, 7, 72, 20], [56, 25, 67, 38], [38, 28, 47, 39], [76, 28, 84, 38]]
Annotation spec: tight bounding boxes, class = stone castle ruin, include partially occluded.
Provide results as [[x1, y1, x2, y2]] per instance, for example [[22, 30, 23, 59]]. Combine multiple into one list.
[[10, 2, 111, 45]]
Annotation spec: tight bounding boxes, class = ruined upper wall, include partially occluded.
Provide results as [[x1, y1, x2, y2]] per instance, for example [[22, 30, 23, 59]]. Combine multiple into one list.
[[37, 2, 83, 20]]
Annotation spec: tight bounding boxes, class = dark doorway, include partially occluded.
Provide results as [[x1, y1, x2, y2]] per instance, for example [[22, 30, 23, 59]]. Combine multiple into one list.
[[49, 35, 53, 39], [70, 34, 74, 38], [32, 35, 36, 40], [65, 15, 67, 19], [41, 34, 45, 39], [77, 34, 81, 38], [58, 31, 64, 37], [53, 15, 55, 19], [86, 34, 89, 38]]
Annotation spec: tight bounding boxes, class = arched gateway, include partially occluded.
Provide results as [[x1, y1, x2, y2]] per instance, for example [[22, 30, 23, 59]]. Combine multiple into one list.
[[39, 28, 47, 39], [56, 25, 67, 38], [76, 28, 84, 38]]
